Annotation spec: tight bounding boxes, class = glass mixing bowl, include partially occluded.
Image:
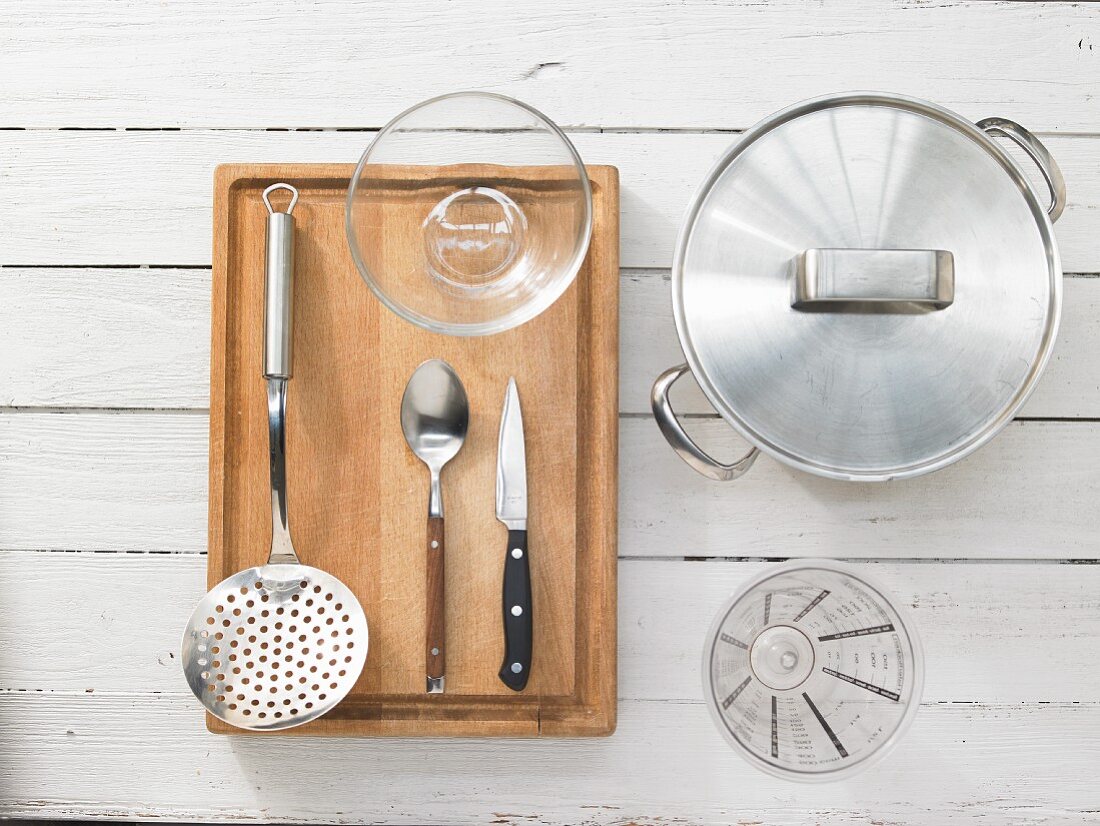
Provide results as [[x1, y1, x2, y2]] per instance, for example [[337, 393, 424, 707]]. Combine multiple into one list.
[[345, 92, 593, 336]]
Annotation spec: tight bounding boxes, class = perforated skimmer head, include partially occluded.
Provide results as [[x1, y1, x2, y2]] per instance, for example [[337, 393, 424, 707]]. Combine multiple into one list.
[[182, 564, 368, 731], [183, 183, 369, 732]]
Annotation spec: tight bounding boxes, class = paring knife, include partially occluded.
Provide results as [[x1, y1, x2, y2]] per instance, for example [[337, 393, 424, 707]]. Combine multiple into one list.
[[496, 377, 532, 691]]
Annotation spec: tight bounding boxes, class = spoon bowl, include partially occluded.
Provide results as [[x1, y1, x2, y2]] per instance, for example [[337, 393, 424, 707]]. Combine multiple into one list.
[[401, 359, 470, 479]]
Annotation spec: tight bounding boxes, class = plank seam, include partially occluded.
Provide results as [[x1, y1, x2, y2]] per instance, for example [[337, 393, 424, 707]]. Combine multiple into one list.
[[5, 264, 1098, 278], [2, 549, 1098, 564], [2, 126, 1100, 136], [0, 689, 1095, 707], [0, 408, 1093, 424]]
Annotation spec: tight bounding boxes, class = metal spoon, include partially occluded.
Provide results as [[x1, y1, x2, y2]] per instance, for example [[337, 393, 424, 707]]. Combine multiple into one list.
[[401, 359, 469, 693]]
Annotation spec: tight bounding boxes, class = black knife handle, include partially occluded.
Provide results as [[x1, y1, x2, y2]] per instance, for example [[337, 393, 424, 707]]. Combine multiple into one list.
[[499, 528, 532, 691]]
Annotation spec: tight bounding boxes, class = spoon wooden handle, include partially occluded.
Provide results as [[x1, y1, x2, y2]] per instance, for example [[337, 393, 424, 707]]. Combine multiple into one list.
[[426, 515, 445, 693]]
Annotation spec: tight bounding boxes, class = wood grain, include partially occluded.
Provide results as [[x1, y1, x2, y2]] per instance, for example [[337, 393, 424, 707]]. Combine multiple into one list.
[[1, 413, 1097, 558], [2, 3, 1099, 821], [208, 163, 619, 735], [4, 0, 1098, 129], [2, 130, 1099, 272], [3, 266, 1098, 417], [621, 271, 1100, 419], [425, 515, 445, 687], [5, 552, 1100, 704], [3, 693, 1098, 825], [622, 418, 1100, 559]]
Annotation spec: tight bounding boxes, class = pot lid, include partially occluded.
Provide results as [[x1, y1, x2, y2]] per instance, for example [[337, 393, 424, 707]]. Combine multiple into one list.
[[673, 94, 1061, 480]]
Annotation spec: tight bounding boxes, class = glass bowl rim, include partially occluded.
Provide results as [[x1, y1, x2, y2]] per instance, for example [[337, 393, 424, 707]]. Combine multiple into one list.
[[344, 90, 594, 337]]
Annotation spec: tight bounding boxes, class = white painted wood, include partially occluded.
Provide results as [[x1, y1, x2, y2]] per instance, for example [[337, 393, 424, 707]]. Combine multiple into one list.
[[6, 267, 1098, 417], [2, 693, 1097, 824], [0, 130, 1097, 272], [3, 4, 1099, 822], [622, 418, 1100, 559], [628, 271, 1100, 418], [0, 267, 210, 408], [621, 559, 1100, 704], [4, 1, 1098, 130], [0, 412, 208, 553], [2, 551, 1099, 704], [0, 412, 1095, 558]]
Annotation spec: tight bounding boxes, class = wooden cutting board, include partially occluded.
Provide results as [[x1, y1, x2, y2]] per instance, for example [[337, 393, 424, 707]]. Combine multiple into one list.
[[208, 163, 618, 736]]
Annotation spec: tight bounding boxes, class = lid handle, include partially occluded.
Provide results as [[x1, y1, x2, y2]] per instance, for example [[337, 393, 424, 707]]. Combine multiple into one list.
[[792, 248, 954, 312]]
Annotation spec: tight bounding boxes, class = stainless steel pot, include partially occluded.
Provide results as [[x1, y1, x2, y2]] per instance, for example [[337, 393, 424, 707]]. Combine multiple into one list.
[[652, 93, 1066, 482]]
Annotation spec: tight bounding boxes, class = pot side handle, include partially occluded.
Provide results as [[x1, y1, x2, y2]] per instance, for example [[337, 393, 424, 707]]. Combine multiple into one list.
[[978, 118, 1066, 223], [651, 364, 760, 482]]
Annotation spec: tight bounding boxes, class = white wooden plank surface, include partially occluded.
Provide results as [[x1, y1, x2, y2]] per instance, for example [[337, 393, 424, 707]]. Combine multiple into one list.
[[623, 418, 1100, 558], [3, 552, 1099, 704], [0, 412, 208, 553], [0, 412, 1095, 558], [6, 266, 1099, 418], [3, 0, 1098, 130], [623, 271, 1100, 418], [1, 130, 1098, 271], [2, 694, 1097, 825], [4, 2, 1099, 822], [0, 267, 210, 408]]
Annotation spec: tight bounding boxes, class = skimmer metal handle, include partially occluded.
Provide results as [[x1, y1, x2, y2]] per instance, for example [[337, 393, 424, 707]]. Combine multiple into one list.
[[263, 183, 300, 566], [263, 183, 297, 379], [978, 118, 1066, 223], [651, 363, 759, 482]]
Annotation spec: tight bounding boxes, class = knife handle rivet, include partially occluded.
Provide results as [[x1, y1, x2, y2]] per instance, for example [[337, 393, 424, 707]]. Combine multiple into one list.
[[511, 663, 523, 674], [431, 647, 439, 656], [431, 540, 439, 549], [511, 548, 523, 559], [511, 605, 523, 616]]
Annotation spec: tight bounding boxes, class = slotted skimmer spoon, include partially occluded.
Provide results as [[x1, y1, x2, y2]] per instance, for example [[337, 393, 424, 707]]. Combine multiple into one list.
[[181, 183, 369, 731]]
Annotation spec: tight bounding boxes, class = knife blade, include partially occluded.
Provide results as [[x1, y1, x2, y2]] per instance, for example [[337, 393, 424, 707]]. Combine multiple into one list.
[[495, 377, 531, 691]]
